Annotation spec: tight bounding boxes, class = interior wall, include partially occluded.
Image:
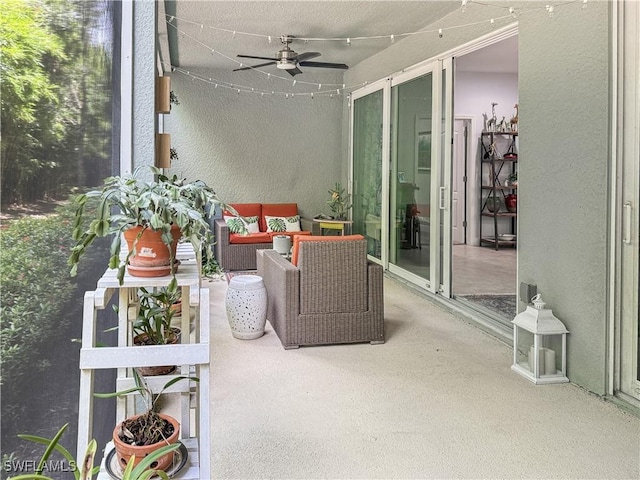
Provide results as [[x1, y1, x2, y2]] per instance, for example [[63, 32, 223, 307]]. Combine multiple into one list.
[[164, 71, 344, 219], [454, 71, 518, 245], [344, 1, 610, 395]]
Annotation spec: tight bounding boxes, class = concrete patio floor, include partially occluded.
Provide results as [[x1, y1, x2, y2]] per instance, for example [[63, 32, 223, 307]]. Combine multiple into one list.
[[206, 276, 639, 479]]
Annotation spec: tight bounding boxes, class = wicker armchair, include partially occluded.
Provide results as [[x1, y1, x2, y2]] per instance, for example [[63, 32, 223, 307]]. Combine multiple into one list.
[[256, 235, 384, 349]]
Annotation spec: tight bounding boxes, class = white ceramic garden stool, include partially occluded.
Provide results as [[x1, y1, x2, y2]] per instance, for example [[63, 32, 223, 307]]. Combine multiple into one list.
[[225, 275, 267, 339]]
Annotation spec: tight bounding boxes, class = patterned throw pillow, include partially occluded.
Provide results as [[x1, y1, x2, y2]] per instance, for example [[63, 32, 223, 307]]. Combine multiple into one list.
[[224, 215, 260, 234], [265, 215, 301, 233]]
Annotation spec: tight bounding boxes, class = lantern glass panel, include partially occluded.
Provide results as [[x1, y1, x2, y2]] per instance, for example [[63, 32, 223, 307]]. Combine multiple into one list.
[[540, 334, 563, 375], [515, 328, 534, 372]]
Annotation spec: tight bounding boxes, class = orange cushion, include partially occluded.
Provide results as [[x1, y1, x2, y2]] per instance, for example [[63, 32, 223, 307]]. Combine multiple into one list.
[[267, 231, 311, 241], [229, 232, 271, 244], [291, 234, 365, 266], [261, 203, 298, 231], [224, 203, 262, 219]]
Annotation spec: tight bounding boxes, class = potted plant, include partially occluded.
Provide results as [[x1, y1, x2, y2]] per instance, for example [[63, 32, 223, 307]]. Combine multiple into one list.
[[69, 165, 228, 285], [16, 422, 180, 480], [133, 277, 182, 375], [326, 182, 352, 220], [95, 370, 197, 474]]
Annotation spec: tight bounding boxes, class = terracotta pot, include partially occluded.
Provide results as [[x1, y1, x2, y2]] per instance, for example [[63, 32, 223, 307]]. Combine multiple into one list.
[[133, 328, 181, 376], [112, 413, 180, 472], [123, 225, 181, 277]]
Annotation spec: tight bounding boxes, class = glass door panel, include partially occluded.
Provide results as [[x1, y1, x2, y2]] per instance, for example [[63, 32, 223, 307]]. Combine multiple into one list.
[[352, 89, 384, 261], [389, 73, 433, 283]]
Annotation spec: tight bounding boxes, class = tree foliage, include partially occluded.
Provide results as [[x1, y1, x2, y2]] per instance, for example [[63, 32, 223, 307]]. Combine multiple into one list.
[[0, 0, 114, 205]]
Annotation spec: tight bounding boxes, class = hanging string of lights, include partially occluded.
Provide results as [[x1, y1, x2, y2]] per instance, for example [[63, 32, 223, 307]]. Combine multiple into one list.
[[163, 0, 587, 99]]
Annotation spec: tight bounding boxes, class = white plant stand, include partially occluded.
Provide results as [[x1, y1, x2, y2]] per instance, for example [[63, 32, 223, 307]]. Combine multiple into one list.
[[77, 244, 210, 479]]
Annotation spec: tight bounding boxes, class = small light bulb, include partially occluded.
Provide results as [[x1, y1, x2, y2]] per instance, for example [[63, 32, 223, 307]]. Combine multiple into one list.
[[293, 80, 297, 86], [346, 38, 351, 46], [318, 84, 322, 90], [438, 28, 443, 38], [490, 18, 495, 27], [390, 35, 395, 43], [268, 36, 272, 43]]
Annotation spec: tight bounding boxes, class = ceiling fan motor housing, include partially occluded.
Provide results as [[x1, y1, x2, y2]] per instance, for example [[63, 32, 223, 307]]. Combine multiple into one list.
[[277, 47, 298, 69]]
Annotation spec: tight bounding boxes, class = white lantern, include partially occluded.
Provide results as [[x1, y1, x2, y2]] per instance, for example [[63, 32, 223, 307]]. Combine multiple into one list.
[[511, 294, 569, 384]]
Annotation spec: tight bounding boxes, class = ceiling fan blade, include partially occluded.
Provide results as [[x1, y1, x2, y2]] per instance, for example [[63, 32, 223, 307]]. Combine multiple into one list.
[[233, 61, 276, 72], [299, 61, 349, 70], [286, 67, 303, 77], [237, 54, 276, 61], [295, 52, 321, 62]]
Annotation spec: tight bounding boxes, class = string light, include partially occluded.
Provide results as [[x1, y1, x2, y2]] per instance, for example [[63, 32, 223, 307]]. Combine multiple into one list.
[[166, 0, 580, 46], [162, 2, 587, 100]]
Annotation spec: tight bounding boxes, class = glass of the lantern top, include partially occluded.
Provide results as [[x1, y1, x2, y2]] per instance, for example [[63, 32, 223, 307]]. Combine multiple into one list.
[[511, 294, 569, 384]]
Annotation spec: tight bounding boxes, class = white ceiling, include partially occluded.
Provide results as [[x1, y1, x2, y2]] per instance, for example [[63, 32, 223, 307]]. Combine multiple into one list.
[[159, 1, 517, 78]]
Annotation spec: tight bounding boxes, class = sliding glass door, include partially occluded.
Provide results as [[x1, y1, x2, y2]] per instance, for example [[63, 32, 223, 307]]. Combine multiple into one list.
[[352, 85, 387, 264], [351, 61, 453, 296]]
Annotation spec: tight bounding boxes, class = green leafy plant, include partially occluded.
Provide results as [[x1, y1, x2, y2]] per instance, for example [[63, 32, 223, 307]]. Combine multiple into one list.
[[133, 277, 181, 345], [326, 182, 352, 220], [69, 165, 230, 285], [202, 256, 224, 280], [10, 422, 179, 480]]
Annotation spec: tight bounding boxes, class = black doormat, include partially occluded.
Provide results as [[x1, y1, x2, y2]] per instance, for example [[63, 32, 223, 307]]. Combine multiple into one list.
[[458, 294, 517, 319]]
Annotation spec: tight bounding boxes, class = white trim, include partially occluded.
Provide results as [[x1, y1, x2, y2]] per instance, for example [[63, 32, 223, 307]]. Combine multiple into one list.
[[608, 0, 619, 398], [120, 0, 134, 174]]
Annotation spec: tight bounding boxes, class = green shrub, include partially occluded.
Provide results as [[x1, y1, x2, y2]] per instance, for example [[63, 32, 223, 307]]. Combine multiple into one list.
[[0, 202, 78, 392]]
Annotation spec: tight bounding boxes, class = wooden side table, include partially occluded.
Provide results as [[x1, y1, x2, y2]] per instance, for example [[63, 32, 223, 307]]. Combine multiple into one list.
[[313, 219, 353, 236]]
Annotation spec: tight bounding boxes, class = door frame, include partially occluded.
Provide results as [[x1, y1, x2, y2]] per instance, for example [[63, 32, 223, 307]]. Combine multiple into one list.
[[611, 0, 640, 407]]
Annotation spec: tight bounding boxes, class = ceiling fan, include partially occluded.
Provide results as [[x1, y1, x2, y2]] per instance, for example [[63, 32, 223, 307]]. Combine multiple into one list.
[[233, 35, 349, 77]]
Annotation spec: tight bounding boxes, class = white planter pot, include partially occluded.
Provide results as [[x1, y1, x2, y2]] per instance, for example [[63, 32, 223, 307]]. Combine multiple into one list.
[[225, 275, 267, 339], [273, 235, 291, 256]]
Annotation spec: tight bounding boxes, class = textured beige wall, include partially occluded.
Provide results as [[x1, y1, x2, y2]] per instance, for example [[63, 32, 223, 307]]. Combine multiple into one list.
[[518, 2, 610, 393], [131, 1, 156, 178], [164, 71, 344, 220]]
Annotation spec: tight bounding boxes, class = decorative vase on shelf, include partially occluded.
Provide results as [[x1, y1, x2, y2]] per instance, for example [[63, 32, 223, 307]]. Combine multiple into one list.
[[505, 194, 517, 213], [485, 196, 502, 213]]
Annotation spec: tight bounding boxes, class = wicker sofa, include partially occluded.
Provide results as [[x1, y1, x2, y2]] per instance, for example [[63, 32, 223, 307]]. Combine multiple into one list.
[[214, 203, 312, 271], [257, 235, 384, 349]]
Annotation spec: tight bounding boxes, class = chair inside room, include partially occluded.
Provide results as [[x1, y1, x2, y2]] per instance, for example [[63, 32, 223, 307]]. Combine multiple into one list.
[[257, 235, 384, 349]]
